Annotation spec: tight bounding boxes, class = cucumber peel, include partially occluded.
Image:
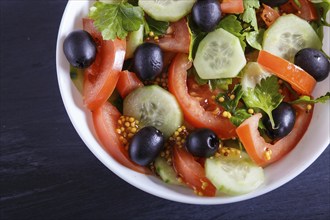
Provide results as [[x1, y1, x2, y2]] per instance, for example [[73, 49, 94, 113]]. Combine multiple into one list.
[[139, 0, 196, 22], [125, 24, 144, 59], [263, 14, 322, 63], [154, 157, 183, 185], [193, 28, 246, 79], [205, 149, 265, 195], [123, 85, 183, 138]]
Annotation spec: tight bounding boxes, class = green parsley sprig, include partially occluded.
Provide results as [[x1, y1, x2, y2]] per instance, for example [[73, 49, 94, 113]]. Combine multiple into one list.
[[290, 92, 330, 104], [242, 76, 284, 129], [89, 1, 144, 40]]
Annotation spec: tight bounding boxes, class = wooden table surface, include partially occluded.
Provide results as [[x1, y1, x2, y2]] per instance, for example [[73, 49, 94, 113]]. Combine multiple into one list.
[[1, 1, 329, 219]]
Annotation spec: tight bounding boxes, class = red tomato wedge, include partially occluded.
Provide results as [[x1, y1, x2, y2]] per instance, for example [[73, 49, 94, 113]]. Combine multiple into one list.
[[220, 0, 244, 14], [236, 105, 313, 167], [163, 51, 177, 68], [116, 70, 143, 98], [83, 19, 126, 111], [280, 0, 318, 21], [172, 145, 216, 196], [257, 50, 316, 95], [156, 18, 190, 54], [93, 102, 151, 174], [261, 4, 280, 27], [82, 18, 102, 45], [168, 53, 237, 139]]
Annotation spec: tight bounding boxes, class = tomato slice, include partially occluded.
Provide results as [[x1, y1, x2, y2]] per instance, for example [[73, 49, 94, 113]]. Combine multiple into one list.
[[257, 50, 316, 95], [172, 145, 216, 196], [280, 0, 318, 21], [156, 18, 190, 54], [93, 102, 151, 174], [261, 4, 280, 27], [83, 19, 126, 111], [236, 105, 313, 167], [220, 0, 244, 14], [162, 51, 177, 69], [116, 70, 143, 98], [168, 53, 237, 139]]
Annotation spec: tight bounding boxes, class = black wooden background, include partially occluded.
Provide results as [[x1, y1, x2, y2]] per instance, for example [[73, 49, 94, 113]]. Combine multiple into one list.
[[1, 1, 329, 219]]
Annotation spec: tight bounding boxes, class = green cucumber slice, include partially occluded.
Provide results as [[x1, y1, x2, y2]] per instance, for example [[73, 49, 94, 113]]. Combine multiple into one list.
[[205, 150, 265, 195], [70, 66, 84, 94], [193, 28, 246, 79], [99, 0, 127, 4], [241, 62, 271, 92], [123, 85, 183, 138], [263, 14, 322, 63], [154, 157, 183, 185], [125, 24, 144, 59], [138, 0, 196, 22]]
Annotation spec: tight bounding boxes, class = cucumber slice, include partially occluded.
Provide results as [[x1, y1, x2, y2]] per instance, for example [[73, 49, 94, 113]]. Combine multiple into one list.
[[125, 24, 144, 59], [99, 0, 127, 4], [123, 85, 183, 138], [241, 62, 271, 92], [70, 66, 84, 94], [205, 149, 265, 195], [154, 157, 183, 185], [263, 14, 322, 63], [138, 0, 196, 22], [193, 28, 246, 79]]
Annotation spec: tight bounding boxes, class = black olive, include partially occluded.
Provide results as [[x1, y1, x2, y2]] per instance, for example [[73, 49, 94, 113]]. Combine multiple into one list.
[[129, 126, 165, 166], [186, 128, 220, 157], [63, 30, 96, 69], [294, 48, 330, 82], [192, 0, 222, 33], [263, 102, 296, 140], [260, 0, 289, 7], [133, 43, 163, 81]]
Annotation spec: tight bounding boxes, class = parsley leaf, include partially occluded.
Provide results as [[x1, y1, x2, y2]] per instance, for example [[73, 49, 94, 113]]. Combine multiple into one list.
[[191, 69, 207, 85], [310, 0, 330, 41], [209, 78, 233, 91], [242, 76, 284, 128], [217, 15, 246, 50], [216, 85, 252, 127], [89, 2, 144, 40], [230, 109, 252, 127], [145, 16, 169, 36], [187, 16, 207, 60], [290, 92, 330, 104], [192, 68, 233, 91], [245, 29, 264, 50], [240, 0, 260, 31], [217, 85, 244, 113]]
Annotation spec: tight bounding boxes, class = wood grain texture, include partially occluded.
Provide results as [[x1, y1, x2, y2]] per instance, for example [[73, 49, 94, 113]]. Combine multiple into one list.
[[0, 1, 329, 219]]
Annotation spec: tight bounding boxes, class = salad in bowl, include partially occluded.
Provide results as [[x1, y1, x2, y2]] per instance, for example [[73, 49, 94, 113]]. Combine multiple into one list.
[[57, 0, 330, 203]]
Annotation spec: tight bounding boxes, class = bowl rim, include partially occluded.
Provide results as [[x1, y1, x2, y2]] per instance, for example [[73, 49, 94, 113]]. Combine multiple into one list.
[[56, 0, 330, 205]]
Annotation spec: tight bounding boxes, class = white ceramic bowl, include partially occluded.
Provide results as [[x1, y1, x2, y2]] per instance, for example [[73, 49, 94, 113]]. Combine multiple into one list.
[[56, 0, 330, 204]]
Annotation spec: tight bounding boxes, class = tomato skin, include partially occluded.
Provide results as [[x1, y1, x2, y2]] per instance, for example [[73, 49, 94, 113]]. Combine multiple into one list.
[[261, 4, 280, 27], [172, 145, 216, 197], [92, 102, 151, 174], [220, 0, 244, 14], [236, 105, 313, 167], [156, 18, 190, 54], [257, 50, 316, 95], [83, 19, 126, 111], [116, 70, 143, 98], [82, 18, 102, 47], [168, 53, 237, 139], [162, 51, 177, 69], [280, 0, 318, 21]]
